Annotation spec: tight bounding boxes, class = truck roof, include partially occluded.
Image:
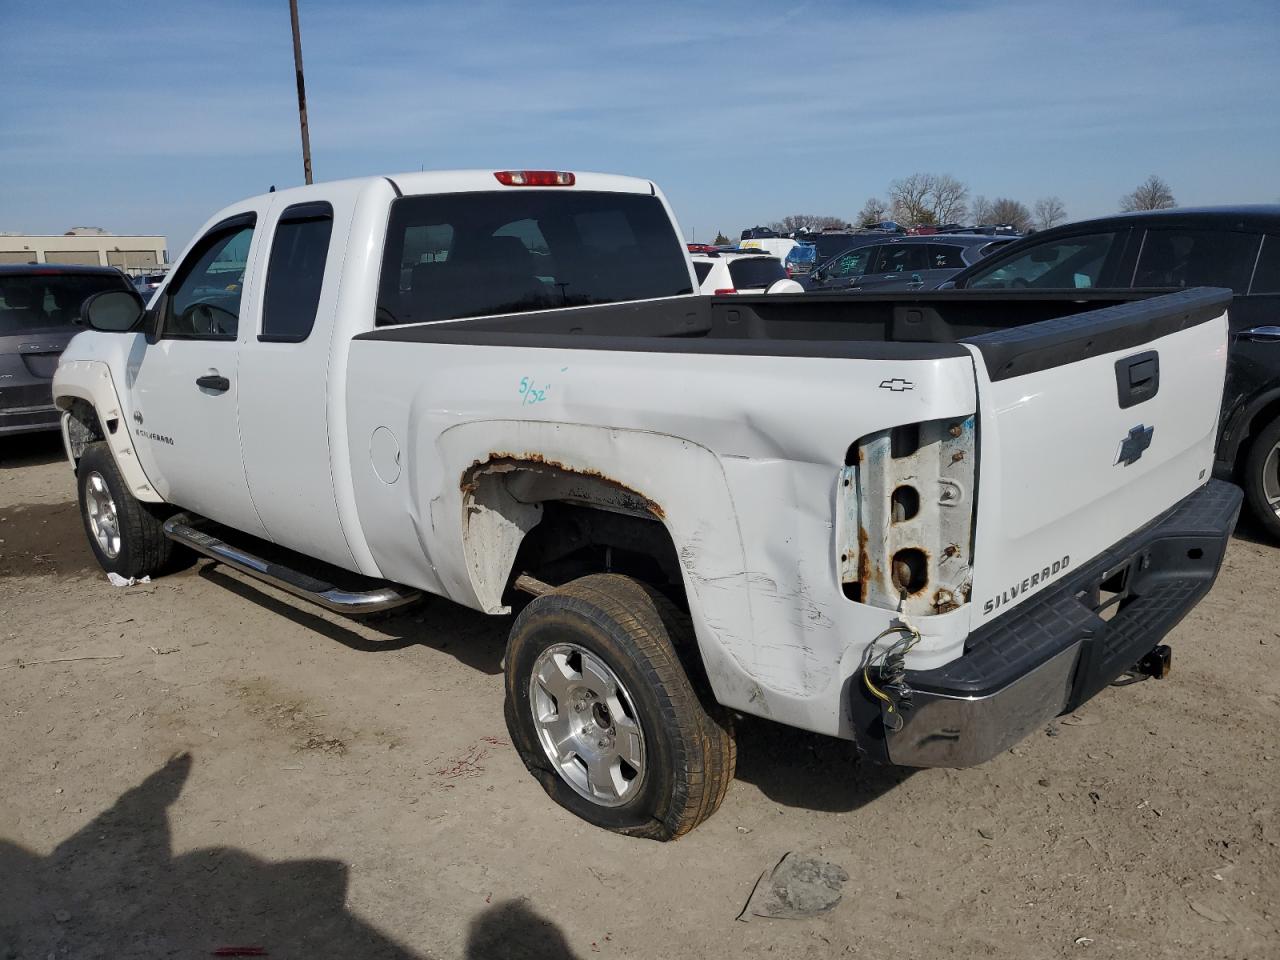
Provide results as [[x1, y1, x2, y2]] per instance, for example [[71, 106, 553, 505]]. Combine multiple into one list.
[[238, 169, 658, 209]]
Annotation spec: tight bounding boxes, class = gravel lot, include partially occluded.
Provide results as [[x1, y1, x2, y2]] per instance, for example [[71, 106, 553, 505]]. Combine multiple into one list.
[[2, 432, 1278, 959]]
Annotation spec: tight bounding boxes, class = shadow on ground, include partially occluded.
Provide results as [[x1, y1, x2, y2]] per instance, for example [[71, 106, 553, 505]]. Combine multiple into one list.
[[0, 753, 580, 960], [0, 501, 98, 580], [732, 716, 914, 813], [0, 431, 65, 470], [199, 564, 510, 675]]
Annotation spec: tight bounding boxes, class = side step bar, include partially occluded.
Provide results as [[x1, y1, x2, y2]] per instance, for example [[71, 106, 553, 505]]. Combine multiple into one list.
[[163, 515, 421, 615]]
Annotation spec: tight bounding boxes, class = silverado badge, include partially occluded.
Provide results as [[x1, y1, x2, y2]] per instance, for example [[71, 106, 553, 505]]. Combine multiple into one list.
[[1116, 424, 1154, 467]]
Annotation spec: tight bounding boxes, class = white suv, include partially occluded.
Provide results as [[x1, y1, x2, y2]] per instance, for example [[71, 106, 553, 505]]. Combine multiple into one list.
[[690, 252, 802, 294]]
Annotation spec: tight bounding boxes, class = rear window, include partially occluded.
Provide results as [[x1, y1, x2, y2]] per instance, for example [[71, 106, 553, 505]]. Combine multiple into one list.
[[786, 245, 817, 264], [1133, 228, 1260, 294], [727, 257, 786, 290], [377, 191, 693, 325], [0, 271, 128, 333]]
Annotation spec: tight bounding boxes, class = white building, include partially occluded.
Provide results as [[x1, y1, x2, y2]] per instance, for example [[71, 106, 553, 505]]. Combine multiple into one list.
[[0, 231, 168, 274]]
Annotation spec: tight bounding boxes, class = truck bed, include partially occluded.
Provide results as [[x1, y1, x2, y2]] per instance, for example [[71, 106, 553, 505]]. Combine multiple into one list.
[[357, 288, 1229, 379]]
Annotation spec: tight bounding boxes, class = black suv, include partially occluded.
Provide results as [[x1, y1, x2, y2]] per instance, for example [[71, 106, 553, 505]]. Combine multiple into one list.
[[946, 206, 1280, 538], [1, 264, 133, 437]]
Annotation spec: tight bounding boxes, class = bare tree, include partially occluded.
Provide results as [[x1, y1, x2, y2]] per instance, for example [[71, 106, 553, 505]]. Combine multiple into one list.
[[988, 197, 1034, 233], [857, 197, 889, 227], [969, 195, 993, 225], [1033, 196, 1067, 230], [767, 214, 849, 234], [1120, 175, 1176, 212], [888, 173, 969, 226]]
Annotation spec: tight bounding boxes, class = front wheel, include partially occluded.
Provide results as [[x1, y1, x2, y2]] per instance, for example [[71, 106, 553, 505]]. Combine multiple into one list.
[[504, 574, 736, 840], [76, 441, 182, 579], [1242, 416, 1280, 541]]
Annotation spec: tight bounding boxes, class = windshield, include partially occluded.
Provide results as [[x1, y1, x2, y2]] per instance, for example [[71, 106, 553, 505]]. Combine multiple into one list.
[[0, 271, 128, 334], [728, 257, 786, 290], [378, 191, 693, 324]]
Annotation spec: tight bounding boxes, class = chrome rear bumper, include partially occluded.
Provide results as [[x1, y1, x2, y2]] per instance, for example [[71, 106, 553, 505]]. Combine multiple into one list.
[[875, 480, 1241, 768]]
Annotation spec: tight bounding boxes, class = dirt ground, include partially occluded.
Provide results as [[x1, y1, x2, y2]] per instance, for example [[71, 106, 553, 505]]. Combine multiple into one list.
[[1, 432, 1277, 960]]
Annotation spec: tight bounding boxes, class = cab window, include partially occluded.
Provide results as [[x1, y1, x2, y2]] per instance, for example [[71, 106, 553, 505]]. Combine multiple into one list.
[[162, 220, 255, 339], [261, 203, 334, 342], [967, 232, 1121, 289]]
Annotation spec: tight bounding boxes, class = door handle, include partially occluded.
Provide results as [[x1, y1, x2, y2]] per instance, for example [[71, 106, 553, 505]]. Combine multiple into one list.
[[1115, 350, 1159, 409], [1236, 325, 1280, 343], [196, 374, 231, 393]]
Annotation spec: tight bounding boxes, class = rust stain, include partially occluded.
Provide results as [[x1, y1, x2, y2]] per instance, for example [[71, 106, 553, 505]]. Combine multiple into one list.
[[932, 587, 961, 613], [857, 523, 873, 589], [950, 450, 966, 464], [462, 452, 666, 520]]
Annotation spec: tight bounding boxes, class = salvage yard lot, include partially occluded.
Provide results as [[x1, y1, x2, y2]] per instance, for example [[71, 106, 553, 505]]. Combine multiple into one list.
[[2, 433, 1278, 959]]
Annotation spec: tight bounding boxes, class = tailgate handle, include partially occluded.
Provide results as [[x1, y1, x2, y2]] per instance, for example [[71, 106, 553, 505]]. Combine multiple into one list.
[[1116, 350, 1159, 409]]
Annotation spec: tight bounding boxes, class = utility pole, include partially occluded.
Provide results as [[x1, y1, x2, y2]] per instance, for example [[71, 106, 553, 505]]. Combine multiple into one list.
[[289, 0, 313, 185]]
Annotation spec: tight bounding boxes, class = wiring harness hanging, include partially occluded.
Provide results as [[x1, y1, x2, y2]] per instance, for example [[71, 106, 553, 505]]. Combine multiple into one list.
[[860, 618, 922, 732]]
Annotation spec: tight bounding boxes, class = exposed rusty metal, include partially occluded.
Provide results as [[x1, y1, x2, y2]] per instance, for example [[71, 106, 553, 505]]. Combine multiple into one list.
[[463, 452, 666, 520], [932, 587, 961, 613]]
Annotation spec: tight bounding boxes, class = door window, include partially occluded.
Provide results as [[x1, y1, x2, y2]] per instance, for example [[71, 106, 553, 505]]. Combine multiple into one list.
[[162, 220, 255, 339], [1251, 235, 1280, 294], [823, 246, 875, 279], [1133, 228, 1260, 294], [870, 244, 930, 274], [967, 232, 1121, 289], [261, 203, 333, 342]]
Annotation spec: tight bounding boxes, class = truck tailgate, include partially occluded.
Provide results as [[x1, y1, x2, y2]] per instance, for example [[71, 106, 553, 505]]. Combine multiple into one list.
[[963, 288, 1232, 622]]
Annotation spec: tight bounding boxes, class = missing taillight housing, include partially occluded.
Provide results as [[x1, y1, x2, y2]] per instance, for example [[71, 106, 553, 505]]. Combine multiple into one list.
[[838, 416, 977, 616], [494, 170, 576, 187]]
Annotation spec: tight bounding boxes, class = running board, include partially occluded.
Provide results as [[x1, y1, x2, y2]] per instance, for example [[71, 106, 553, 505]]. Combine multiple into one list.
[[162, 515, 421, 615]]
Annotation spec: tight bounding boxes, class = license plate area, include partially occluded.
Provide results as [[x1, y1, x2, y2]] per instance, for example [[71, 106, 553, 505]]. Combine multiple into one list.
[[1078, 555, 1144, 623]]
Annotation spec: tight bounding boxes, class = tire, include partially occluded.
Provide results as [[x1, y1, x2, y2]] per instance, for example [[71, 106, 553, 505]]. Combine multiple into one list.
[[1242, 415, 1280, 541], [76, 441, 181, 579], [504, 574, 736, 841]]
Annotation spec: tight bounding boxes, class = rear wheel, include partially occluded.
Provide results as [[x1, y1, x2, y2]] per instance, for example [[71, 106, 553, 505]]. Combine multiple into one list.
[[1243, 416, 1280, 541], [504, 574, 735, 840], [76, 442, 181, 578]]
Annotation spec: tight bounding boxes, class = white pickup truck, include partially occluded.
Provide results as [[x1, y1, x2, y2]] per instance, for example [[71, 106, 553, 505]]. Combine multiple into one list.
[[54, 169, 1241, 840]]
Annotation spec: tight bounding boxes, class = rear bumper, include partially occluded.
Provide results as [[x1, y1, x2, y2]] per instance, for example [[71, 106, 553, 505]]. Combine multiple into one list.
[[876, 479, 1242, 767]]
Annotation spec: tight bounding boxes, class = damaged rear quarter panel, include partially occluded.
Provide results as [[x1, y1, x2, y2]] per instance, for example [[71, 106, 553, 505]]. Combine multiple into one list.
[[344, 341, 980, 737]]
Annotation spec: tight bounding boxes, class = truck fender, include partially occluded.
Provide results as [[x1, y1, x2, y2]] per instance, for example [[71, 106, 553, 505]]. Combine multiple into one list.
[[426, 420, 766, 712], [52, 359, 164, 503]]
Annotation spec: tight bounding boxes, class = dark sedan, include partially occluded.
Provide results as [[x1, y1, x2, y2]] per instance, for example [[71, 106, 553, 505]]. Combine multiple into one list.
[[804, 234, 1014, 293], [0, 264, 133, 437], [944, 205, 1280, 539]]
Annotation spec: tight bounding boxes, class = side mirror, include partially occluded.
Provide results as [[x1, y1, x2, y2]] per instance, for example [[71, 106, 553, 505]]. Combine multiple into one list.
[[80, 289, 146, 332]]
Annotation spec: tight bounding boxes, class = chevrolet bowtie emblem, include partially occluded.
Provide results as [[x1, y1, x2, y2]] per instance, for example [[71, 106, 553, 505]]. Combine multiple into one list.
[[879, 378, 914, 392], [1116, 424, 1154, 466]]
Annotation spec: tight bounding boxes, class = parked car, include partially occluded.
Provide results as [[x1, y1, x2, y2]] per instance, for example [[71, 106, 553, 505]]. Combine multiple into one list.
[[804, 234, 1014, 292], [57, 168, 1237, 841], [690, 252, 799, 294], [944, 205, 1280, 539], [784, 243, 817, 277], [806, 232, 883, 264], [0, 264, 132, 437]]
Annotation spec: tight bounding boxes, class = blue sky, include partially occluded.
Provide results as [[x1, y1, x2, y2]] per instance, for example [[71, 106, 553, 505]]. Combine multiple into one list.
[[2, 0, 1277, 252]]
